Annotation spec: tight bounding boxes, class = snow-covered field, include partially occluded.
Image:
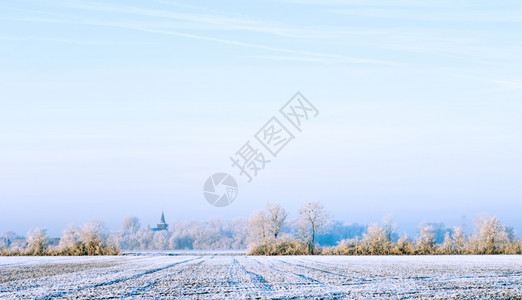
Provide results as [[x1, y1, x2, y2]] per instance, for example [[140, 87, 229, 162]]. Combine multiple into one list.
[[1, 255, 521, 299]]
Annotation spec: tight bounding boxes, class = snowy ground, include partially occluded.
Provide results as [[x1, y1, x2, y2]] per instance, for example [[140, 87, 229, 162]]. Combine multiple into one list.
[[1, 255, 521, 299]]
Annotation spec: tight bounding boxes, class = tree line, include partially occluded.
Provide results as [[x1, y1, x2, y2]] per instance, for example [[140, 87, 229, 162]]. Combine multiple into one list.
[[1, 202, 521, 255], [248, 202, 522, 255], [0, 221, 120, 256]]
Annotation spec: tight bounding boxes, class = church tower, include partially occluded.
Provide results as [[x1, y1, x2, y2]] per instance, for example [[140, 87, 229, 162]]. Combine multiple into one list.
[[152, 211, 169, 231]]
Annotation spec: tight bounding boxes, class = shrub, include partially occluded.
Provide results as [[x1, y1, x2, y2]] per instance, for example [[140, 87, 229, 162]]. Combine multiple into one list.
[[247, 238, 308, 255]]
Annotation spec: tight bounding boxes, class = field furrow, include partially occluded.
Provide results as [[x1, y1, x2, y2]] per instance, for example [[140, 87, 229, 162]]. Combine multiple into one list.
[[0, 255, 521, 299]]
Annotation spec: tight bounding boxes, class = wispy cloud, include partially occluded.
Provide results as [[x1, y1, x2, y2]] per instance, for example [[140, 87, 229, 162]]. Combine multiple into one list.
[[327, 8, 522, 23], [276, 0, 520, 9], [3, 0, 520, 66], [247, 55, 343, 64], [124, 26, 395, 65], [32, 0, 337, 39], [1, 2, 395, 66], [0, 35, 151, 45]]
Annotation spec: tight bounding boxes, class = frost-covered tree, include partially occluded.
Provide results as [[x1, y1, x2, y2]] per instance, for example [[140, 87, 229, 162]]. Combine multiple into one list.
[[152, 231, 170, 250], [361, 224, 389, 255], [503, 227, 520, 254], [358, 216, 396, 255], [59, 226, 83, 255], [439, 232, 456, 254], [432, 223, 451, 244], [26, 228, 49, 255], [249, 203, 288, 243], [472, 215, 510, 254], [169, 221, 198, 249], [122, 216, 141, 234], [79, 221, 119, 255], [266, 203, 288, 239], [0, 231, 18, 250], [382, 215, 397, 242], [416, 224, 436, 254], [452, 226, 467, 254], [394, 233, 415, 255], [136, 227, 154, 250], [163, 219, 248, 250], [230, 218, 249, 249], [297, 201, 331, 254], [331, 237, 363, 255], [249, 211, 269, 243], [193, 218, 227, 249], [117, 217, 142, 250]]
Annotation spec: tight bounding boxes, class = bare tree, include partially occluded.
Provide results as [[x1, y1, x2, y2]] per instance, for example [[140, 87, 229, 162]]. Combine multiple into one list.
[[298, 201, 331, 254], [26, 228, 49, 255]]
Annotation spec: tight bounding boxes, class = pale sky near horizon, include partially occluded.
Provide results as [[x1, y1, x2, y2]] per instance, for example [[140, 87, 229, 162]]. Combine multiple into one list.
[[1, 0, 521, 237]]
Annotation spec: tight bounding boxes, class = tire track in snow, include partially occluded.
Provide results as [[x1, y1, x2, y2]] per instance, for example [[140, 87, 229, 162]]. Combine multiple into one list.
[[272, 258, 348, 298], [225, 257, 274, 298], [251, 257, 328, 287], [274, 259, 333, 285], [292, 257, 381, 285], [280, 259, 350, 278], [235, 257, 273, 297], [35, 256, 202, 300], [122, 257, 206, 297]]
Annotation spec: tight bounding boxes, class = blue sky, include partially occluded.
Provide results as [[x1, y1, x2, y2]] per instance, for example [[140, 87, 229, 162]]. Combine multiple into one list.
[[1, 0, 521, 236]]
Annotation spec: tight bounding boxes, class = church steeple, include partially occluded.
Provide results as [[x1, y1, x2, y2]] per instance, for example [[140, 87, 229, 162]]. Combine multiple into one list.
[[160, 211, 166, 224]]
